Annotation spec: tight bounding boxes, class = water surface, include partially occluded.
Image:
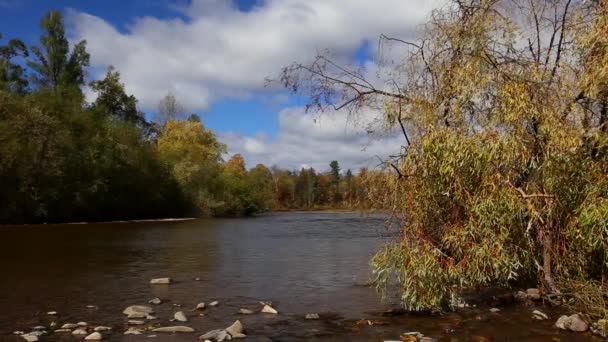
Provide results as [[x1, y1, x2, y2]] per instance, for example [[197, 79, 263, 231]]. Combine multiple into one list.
[[0, 212, 598, 341]]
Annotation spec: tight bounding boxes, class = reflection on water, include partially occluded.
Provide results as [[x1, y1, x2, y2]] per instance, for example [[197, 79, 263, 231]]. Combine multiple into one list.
[[0, 212, 599, 341]]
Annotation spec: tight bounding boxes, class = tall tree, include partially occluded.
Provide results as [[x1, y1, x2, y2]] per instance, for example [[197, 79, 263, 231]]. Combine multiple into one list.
[[90, 66, 143, 124], [329, 160, 341, 203], [0, 33, 28, 93], [157, 90, 184, 123], [27, 10, 90, 89]]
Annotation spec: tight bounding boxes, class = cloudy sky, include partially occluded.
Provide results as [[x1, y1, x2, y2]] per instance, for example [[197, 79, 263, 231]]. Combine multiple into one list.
[[1, 0, 443, 171]]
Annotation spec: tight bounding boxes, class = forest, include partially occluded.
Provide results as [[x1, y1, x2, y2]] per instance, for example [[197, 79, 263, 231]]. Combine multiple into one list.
[[0, 10, 370, 224]]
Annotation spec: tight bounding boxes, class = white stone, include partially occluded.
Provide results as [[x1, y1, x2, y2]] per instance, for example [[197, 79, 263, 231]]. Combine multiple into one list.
[[84, 332, 103, 340], [261, 305, 278, 314], [208, 301, 219, 307], [13, 331, 24, 335], [47, 311, 58, 315], [532, 310, 548, 320], [31, 326, 45, 331], [77, 322, 89, 327], [61, 323, 77, 329], [123, 305, 154, 318], [124, 328, 143, 335], [225, 320, 243, 336], [152, 326, 195, 333], [21, 334, 39, 342], [72, 328, 88, 335], [196, 302, 206, 310], [148, 298, 162, 305], [94, 326, 112, 332], [54, 329, 72, 333], [305, 313, 320, 319], [489, 308, 500, 313], [128, 320, 145, 325], [150, 278, 171, 284], [239, 308, 254, 315], [174, 311, 188, 322]]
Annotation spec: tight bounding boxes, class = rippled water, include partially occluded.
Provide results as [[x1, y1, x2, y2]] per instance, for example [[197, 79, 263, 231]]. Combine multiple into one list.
[[0, 212, 600, 341]]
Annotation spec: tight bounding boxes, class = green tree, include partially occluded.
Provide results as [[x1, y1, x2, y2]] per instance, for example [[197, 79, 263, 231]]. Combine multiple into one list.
[[27, 10, 90, 90], [0, 33, 28, 93], [90, 66, 143, 124], [329, 160, 341, 204]]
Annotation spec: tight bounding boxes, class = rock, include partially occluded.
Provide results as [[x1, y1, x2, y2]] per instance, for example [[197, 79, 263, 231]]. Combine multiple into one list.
[[195, 277, 201, 281], [208, 301, 219, 307], [77, 322, 89, 327], [232, 332, 246, 339], [173, 303, 182, 307], [72, 328, 88, 335], [128, 320, 145, 325], [84, 332, 103, 340], [148, 298, 162, 305], [123, 305, 154, 318], [86, 305, 98, 308], [239, 308, 254, 315], [526, 288, 541, 300], [54, 329, 72, 333], [27, 331, 45, 337], [259, 301, 272, 306], [152, 326, 195, 333], [61, 323, 77, 329], [174, 311, 188, 322], [150, 277, 171, 284], [489, 308, 500, 313], [13, 331, 24, 335], [199, 329, 230, 341], [532, 310, 548, 320], [261, 304, 278, 314], [21, 334, 39, 342], [146, 315, 157, 320], [31, 326, 45, 331], [47, 311, 58, 315], [226, 320, 244, 336], [124, 328, 144, 335], [305, 313, 320, 319], [147, 335, 157, 338], [556, 314, 588, 332], [50, 322, 57, 328], [94, 326, 111, 332], [196, 302, 206, 310]]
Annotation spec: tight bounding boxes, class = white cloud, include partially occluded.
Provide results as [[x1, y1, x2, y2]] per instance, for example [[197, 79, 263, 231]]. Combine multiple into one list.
[[68, 0, 444, 111], [220, 106, 406, 171]]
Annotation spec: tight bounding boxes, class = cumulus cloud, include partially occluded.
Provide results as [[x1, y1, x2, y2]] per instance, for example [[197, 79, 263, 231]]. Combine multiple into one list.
[[220, 106, 405, 171], [68, 0, 443, 111]]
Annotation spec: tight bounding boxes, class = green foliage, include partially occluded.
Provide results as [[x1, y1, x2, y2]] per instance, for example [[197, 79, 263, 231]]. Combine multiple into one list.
[[90, 66, 143, 124], [0, 33, 28, 93]]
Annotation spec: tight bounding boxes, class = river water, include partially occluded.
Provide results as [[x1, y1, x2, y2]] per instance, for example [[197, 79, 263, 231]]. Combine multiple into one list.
[[0, 212, 599, 341]]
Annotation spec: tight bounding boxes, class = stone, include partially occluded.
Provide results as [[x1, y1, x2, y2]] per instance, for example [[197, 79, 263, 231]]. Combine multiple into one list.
[[72, 328, 88, 335], [123, 305, 154, 318], [148, 335, 157, 338], [13, 331, 24, 335], [61, 323, 78, 329], [77, 322, 89, 327], [124, 328, 144, 335], [174, 311, 188, 322], [196, 302, 206, 310], [86, 305, 98, 308], [225, 320, 244, 336], [489, 308, 500, 313], [128, 320, 145, 325], [50, 322, 57, 328], [148, 298, 162, 305], [199, 329, 229, 341], [150, 278, 171, 284], [239, 308, 254, 315], [31, 326, 45, 331], [21, 334, 39, 342], [94, 326, 112, 332], [305, 313, 320, 319], [261, 305, 278, 314], [146, 315, 157, 320], [54, 329, 72, 333], [532, 310, 548, 320], [526, 288, 541, 300], [195, 277, 201, 281], [232, 332, 246, 339], [556, 314, 588, 332], [27, 331, 45, 337], [152, 326, 195, 333], [84, 332, 103, 340], [47, 311, 58, 315], [208, 301, 219, 307]]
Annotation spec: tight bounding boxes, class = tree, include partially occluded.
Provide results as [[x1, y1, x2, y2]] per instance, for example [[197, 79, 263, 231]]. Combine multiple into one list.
[[329, 160, 341, 204], [157, 90, 184, 123], [279, 0, 608, 314], [27, 10, 89, 90], [0, 33, 28, 93], [90, 66, 143, 124]]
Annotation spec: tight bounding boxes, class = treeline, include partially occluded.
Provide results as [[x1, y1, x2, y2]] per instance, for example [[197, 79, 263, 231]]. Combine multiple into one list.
[[0, 10, 369, 224]]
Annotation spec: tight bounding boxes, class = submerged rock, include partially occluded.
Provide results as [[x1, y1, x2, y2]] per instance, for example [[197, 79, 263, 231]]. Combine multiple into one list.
[[556, 314, 588, 332], [305, 313, 320, 320], [174, 311, 188, 322], [225, 320, 244, 336], [261, 305, 278, 314], [94, 326, 112, 332], [148, 298, 162, 305], [72, 328, 88, 335], [208, 301, 219, 307], [61, 323, 77, 329], [532, 310, 548, 320], [84, 332, 103, 340], [123, 305, 154, 318], [150, 277, 171, 284], [152, 326, 195, 333], [21, 334, 39, 342], [238, 308, 254, 315]]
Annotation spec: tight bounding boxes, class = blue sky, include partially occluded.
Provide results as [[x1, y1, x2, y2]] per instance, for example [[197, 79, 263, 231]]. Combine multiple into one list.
[[0, 0, 439, 170]]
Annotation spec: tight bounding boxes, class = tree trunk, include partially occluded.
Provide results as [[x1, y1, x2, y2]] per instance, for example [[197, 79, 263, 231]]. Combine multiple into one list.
[[542, 229, 559, 293]]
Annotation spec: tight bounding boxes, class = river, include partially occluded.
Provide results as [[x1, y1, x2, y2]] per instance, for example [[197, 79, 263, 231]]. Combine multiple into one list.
[[0, 212, 599, 341]]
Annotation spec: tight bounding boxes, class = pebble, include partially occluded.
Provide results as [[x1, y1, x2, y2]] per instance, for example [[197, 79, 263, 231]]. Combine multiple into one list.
[[148, 298, 162, 305], [196, 302, 206, 310], [94, 326, 112, 332], [174, 311, 188, 322], [261, 304, 278, 314], [54, 329, 72, 333], [77, 322, 89, 327], [489, 308, 500, 313], [61, 323, 78, 329], [72, 328, 88, 335], [239, 308, 254, 315], [208, 301, 219, 307], [532, 310, 548, 320], [84, 332, 103, 340], [47, 311, 58, 315], [150, 277, 171, 284], [128, 320, 145, 325], [305, 313, 320, 319]]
